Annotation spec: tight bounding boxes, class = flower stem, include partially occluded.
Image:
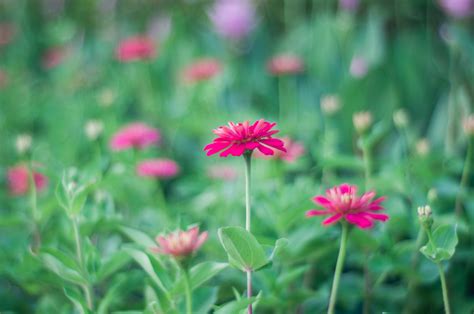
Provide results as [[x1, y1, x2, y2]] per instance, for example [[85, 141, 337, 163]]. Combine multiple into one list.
[[455, 137, 472, 217], [72, 217, 93, 310], [437, 263, 451, 314], [182, 266, 192, 314], [328, 222, 349, 314], [28, 164, 41, 253], [244, 152, 253, 314]]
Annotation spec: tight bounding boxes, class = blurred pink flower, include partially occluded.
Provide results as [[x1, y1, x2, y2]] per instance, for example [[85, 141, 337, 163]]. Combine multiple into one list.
[[0, 69, 8, 88], [109, 123, 160, 151], [306, 183, 388, 229], [7, 165, 48, 196], [204, 119, 286, 157], [0, 23, 15, 46], [207, 165, 238, 180], [254, 136, 304, 163], [136, 159, 180, 178], [151, 226, 208, 259], [349, 56, 368, 78], [439, 0, 473, 18], [339, 0, 359, 11], [116, 36, 156, 62], [182, 58, 221, 83], [42, 46, 67, 69], [209, 0, 256, 41], [267, 54, 304, 76]]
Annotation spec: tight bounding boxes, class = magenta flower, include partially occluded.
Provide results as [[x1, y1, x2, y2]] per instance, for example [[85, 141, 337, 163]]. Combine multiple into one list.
[[182, 58, 221, 83], [116, 36, 156, 62], [254, 136, 305, 163], [439, 0, 473, 18], [204, 119, 286, 157], [7, 165, 48, 196], [267, 54, 304, 76], [109, 123, 160, 151], [136, 159, 180, 178], [151, 226, 208, 259], [306, 183, 388, 229], [209, 0, 256, 41]]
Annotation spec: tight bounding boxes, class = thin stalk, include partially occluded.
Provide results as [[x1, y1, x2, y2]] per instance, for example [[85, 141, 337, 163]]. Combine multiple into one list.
[[247, 270, 253, 314], [155, 180, 169, 213], [72, 217, 93, 310], [244, 152, 253, 314], [183, 267, 192, 314], [437, 263, 451, 314], [328, 223, 349, 314], [28, 165, 41, 253], [455, 138, 472, 217]]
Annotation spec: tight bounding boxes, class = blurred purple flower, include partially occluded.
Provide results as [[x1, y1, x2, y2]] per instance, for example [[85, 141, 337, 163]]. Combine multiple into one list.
[[339, 0, 359, 12], [349, 56, 368, 78], [209, 0, 256, 41], [439, 0, 473, 18]]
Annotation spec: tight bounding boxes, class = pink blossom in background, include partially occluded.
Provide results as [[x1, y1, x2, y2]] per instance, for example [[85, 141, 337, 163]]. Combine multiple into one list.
[[209, 0, 256, 41], [204, 119, 286, 157], [439, 0, 473, 18], [109, 122, 160, 151], [339, 0, 359, 11], [182, 58, 221, 83], [267, 54, 304, 76], [254, 137, 305, 163], [7, 165, 48, 196], [207, 165, 238, 180], [151, 226, 208, 259], [306, 183, 388, 229], [116, 36, 156, 62], [136, 159, 180, 178], [42, 46, 67, 69], [0, 23, 15, 46], [349, 56, 368, 78], [0, 69, 8, 88]]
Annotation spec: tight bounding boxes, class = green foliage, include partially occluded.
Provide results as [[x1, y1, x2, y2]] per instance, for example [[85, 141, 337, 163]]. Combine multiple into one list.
[[420, 224, 459, 263]]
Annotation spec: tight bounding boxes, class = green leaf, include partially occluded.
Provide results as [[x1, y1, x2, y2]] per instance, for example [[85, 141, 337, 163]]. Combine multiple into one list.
[[269, 238, 289, 261], [420, 224, 458, 262], [96, 251, 131, 282], [39, 251, 87, 286], [214, 292, 261, 314], [120, 226, 156, 248], [171, 262, 228, 295], [64, 287, 89, 314], [218, 227, 269, 272]]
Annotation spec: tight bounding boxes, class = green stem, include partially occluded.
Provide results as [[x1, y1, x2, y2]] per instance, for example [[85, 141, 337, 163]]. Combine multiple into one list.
[[72, 217, 93, 310], [328, 222, 349, 314], [455, 137, 472, 217], [244, 152, 253, 314], [437, 263, 451, 314], [183, 266, 192, 314], [28, 164, 41, 253]]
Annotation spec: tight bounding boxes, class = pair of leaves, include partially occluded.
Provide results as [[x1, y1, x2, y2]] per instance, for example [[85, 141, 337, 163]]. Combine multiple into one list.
[[420, 224, 458, 263], [218, 226, 288, 272]]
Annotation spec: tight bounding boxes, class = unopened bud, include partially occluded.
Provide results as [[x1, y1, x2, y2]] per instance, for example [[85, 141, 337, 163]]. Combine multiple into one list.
[[321, 95, 341, 116], [393, 109, 408, 128], [84, 119, 104, 141], [353, 111, 373, 134], [15, 134, 32, 155], [416, 138, 430, 156], [417, 205, 433, 229]]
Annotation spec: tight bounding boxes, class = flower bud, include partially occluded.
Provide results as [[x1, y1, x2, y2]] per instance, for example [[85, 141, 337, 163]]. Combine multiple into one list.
[[463, 114, 474, 136], [321, 95, 341, 116], [393, 109, 409, 128], [15, 134, 32, 155], [353, 111, 373, 134], [417, 205, 433, 229], [84, 120, 104, 141], [416, 138, 430, 156]]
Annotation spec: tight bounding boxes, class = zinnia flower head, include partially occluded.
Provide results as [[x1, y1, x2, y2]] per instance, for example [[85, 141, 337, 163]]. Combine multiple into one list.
[[116, 36, 156, 62], [204, 119, 286, 157], [254, 136, 304, 163], [151, 226, 208, 259], [306, 183, 388, 229], [109, 122, 160, 151], [438, 0, 473, 18], [136, 159, 180, 178], [267, 54, 304, 76], [7, 165, 48, 196], [182, 58, 221, 83], [209, 0, 256, 41]]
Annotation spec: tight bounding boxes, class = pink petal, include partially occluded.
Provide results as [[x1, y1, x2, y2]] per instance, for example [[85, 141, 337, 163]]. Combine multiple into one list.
[[322, 213, 343, 226], [364, 212, 389, 221], [193, 231, 208, 251], [345, 214, 373, 229], [256, 144, 274, 155], [220, 143, 245, 157], [306, 209, 331, 217], [313, 196, 332, 207]]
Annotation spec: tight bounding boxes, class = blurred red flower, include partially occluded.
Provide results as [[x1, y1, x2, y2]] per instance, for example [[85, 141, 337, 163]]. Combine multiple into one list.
[[116, 36, 156, 62], [267, 54, 304, 76], [7, 165, 48, 196], [151, 226, 208, 259], [306, 183, 388, 229], [204, 119, 286, 157], [182, 58, 221, 83], [136, 159, 180, 178], [109, 122, 160, 151], [42, 46, 67, 69], [254, 136, 304, 163]]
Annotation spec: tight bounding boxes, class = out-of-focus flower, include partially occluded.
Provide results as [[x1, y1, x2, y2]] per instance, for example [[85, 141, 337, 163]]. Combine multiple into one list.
[[416, 138, 430, 156], [15, 134, 32, 155], [151, 226, 208, 259], [463, 114, 474, 136], [42, 46, 67, 69], [339, 0, 359, 11], [182, 58, 221, 83], [204, 119, 286, 157], [84, 120, 104, 141], [0, 23, 15, 46], [417, 205, 433, 229], [349, 56, 368, 78], [110, 123, 160, 151], [353, 111, 373, 133], [0, 69, 8, 88], [98, 88, 115, 107], [306, 183, 388, 229], [207, 165, 238, 181], [438, 0, 473, 18], [209, 0, 256, 41], [321, 95, 341, 116], [267, 54, 304, 76], [136, 159, 180, 178], [116, 36, 156, 62], [7, 164, 48, 196], [254, 136, 304, 163], [393, 109, 409, 128], [147, 14, 172, 43]]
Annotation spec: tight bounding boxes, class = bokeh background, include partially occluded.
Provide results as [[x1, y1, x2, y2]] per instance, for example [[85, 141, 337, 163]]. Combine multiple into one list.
[[1, 0, 473, 313]]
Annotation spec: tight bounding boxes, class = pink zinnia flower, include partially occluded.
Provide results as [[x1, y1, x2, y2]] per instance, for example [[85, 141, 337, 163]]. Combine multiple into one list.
[[439, 0, 473, 18], [110, 123, 160, 151], [7, 165, 48, 196], [349, 56, 368, 78], [209, 0, 256, 41], [0, 23, 15, 46], [267, 54, 304, 76], [207, 165, 238, 181], [116, 36, 156, 62], [306, 183, 388, 229], [151, 226, 208, 259], [42, 46, 67, 69], [204, 119, 286, 157], [182, 58, 221, 83], [136, 159, 180, 178], [254, 136, 304, 163]]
